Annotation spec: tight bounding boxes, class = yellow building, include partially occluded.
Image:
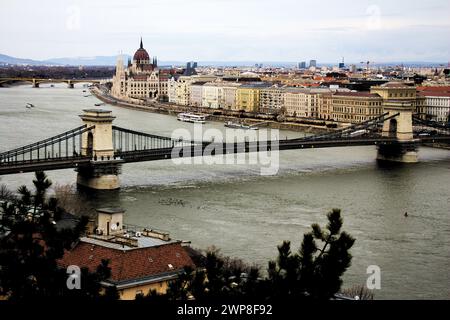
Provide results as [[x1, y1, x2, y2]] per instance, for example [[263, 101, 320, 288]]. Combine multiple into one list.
[[318, 93, 333, 120], [370, 82, 417, 102], [236, 84, 270, 112]]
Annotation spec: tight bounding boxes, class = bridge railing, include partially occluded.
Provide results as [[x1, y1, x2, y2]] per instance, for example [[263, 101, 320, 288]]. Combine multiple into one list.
[[0, 125, 94, 165]]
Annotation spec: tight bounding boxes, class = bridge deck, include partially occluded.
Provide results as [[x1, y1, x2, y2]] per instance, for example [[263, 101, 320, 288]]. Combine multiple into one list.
[[2, 136, 449, 175], [0, 157, 91, 175]]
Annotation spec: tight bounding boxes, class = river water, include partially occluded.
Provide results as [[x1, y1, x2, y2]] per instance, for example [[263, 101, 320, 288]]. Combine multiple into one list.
[[1, 84, 449, 299]]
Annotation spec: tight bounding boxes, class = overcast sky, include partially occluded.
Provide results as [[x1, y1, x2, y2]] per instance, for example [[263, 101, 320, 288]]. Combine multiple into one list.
[[1, 0, 449, 62]]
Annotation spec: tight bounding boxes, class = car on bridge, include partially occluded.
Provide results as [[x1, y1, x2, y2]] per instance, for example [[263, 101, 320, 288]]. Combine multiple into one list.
[[342, 129, 369, 138]]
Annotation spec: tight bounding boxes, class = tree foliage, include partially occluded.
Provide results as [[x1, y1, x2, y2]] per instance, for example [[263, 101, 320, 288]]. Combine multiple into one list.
[[143, 209, 355, 301], [0, 171, 117, 300]]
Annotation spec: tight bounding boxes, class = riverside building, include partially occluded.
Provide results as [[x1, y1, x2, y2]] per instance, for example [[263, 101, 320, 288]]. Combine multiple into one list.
[[111, 38, 171, 102]]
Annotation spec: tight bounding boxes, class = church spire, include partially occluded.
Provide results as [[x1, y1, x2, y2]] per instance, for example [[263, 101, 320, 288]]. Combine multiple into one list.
[[140, 37, 143, 49]]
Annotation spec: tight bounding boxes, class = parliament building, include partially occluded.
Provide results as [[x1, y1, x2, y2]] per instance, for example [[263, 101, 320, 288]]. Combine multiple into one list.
[[111, 38, 171, 102]]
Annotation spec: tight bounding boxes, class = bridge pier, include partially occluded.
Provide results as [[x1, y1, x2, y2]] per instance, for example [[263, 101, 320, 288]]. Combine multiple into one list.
[[76, 160, 122, 190], [32, 79, 39, 88], [78, 109, 122, 190], [376, 101, 418, 163], [68, 81, 74, 89], [377, 141, 418, 163]]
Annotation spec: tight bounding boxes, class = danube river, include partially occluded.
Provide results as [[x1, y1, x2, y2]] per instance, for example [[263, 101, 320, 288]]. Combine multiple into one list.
[[1, 84, 449, 299]]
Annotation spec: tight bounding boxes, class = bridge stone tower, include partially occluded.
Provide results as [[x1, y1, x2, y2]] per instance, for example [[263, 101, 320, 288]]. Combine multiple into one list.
[[77, 109, 122, 190], [371, 82, 418, 163]]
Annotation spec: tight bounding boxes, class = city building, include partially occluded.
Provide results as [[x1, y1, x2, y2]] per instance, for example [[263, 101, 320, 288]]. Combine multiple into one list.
[[309, 60, 317, 68], [298, 62, 307, 69], [416, 86, 450, 123], [259, 86, 285, 114], [283, 88, 331, 118], [331, 92, 383, 123], [189, 81, 206, 107], [58, 208, 195, 300], [183, 62, 198, 76], [167, 76, 178, 103], [168, 75, 217, 106], [111, 38, 170, 102], [222, 83, 241, 110], [202, 82, 224, 109], [318, 92, 333, 120], [169, 76, 191, 106], [370, 82, 417, 104], [236, 83, 270, 113]]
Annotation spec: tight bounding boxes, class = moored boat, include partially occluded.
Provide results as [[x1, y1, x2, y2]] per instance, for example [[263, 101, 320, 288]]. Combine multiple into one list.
[[177, 113, 207, 124], [224, 121, 259, 130]]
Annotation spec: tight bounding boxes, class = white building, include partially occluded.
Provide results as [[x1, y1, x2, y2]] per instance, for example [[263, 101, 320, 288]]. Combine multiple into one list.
[[417, 90, 450, 123], [202, 83, 224, 109], [168, 75, 218, 106], [189, 82, 206, 107], [284, 88, 332, 118], [222, 83, 241, 110]]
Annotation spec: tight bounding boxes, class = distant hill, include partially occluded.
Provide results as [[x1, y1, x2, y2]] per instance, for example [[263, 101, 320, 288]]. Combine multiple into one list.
[[0, 53, 52, 66], [0, 53, 447, 68], [43, 55, 132, 66]]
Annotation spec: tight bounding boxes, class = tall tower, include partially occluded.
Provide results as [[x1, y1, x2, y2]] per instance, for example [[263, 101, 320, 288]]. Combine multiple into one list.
[[77, 110, 123, 190], [371, 82, 418, 163], [116, 54, 124, 76], [112, 54, 124, 98]]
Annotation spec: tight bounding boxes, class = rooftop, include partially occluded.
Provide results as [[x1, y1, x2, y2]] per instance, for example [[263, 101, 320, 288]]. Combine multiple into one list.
[[378, 81, 415, 88], [58, 240, 195, 286], [333, 91, 381, 98], [239, 83, 272, 89], [81, 232, 177, 251], [191, 81, 207, 86], [97, 208, 125, 215], [284, 87, 333, 94], [417, 91, 450, 97]]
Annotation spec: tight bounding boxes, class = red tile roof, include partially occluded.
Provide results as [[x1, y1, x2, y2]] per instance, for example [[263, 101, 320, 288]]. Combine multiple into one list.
[[416, 86, 450, 97], [131, 75, 148, 81], [417, 86, 450, 92], [417, 91, 450, 97], [57, 240, 195, 284]]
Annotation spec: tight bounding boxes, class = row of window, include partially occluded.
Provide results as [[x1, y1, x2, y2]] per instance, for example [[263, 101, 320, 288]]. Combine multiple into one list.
[[427, 98, 450, 107], [388, 92, 415, 98], [333, 100, 382, 106]]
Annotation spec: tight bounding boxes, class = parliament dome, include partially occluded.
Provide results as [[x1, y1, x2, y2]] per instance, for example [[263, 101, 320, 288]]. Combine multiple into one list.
[[133, 38, 150, 62]]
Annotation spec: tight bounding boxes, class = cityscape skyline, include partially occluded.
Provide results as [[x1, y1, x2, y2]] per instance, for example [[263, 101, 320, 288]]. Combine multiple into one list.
[[1, 0, 449, 63]]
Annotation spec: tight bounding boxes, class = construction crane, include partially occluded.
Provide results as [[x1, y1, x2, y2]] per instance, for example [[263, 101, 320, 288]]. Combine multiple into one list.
[[360, 61, 372, 71]]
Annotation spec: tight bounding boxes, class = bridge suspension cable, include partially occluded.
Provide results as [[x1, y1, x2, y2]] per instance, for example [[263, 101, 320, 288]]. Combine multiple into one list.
[[412, 116, 450, 132], [112, 126, 207, 154], [292, 113, 399, 142], [0, 125, 94, 164]]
